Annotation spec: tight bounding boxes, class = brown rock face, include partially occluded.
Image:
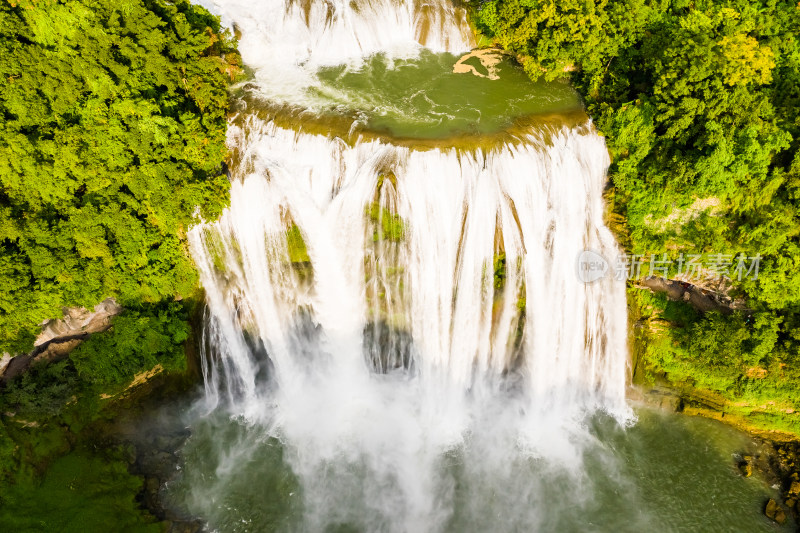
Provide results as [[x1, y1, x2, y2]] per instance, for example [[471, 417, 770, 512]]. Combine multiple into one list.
[[0, 298, 122, 384], [35, 298, 122, 347]]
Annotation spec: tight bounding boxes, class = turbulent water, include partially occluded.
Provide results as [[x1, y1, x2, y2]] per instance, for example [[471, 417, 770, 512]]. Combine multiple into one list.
[[191, 117, 629, 408], [183, 1, 641, 531]]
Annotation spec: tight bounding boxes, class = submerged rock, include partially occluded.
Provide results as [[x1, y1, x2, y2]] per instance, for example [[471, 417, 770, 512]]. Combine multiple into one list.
[[765, 498, 787, 524], [738, 460, 753, 477]]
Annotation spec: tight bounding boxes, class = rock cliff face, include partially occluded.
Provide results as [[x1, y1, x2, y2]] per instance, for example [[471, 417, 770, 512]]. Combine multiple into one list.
[[637, 276, 742, 315], [35, 298, 122, 347], [0, 298, 123, 384]]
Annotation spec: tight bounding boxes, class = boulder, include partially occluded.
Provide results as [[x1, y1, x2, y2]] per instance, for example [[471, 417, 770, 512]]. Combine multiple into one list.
[[765, 499, 787, 524]]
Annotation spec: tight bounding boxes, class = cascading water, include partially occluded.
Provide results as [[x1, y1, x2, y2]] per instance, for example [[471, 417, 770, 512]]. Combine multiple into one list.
[[191, 119, 629, 415], [184, 1, 633, 531], [207, 0, 474, 110]]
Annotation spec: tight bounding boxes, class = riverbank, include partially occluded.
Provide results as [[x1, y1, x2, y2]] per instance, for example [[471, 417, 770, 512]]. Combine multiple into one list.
[[464, 6, 800, 523], [0, 292, 209, 531], [0, 0, 241, 527], [630, 380, 800, 527], [3, 0, 798, 529], [628, 286, 800, 527]]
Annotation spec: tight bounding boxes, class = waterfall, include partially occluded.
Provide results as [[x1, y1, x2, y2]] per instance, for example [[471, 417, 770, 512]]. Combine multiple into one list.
[[200, 0, 474, 110], [187, 1, 631, 531]]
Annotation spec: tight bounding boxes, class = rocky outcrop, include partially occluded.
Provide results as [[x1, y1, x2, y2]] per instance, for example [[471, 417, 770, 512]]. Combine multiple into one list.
[[0, 298, 122, 385], [35, 298, 122, 347], [0, 353, 12, 376], [632, 383, 800, 526], [626, 384, 683, 411], [452, 48, 506, 80], [637, 276, 738, 315]]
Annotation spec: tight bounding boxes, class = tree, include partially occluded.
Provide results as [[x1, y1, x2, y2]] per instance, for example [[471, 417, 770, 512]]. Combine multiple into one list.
[[0, 0, 239, 353]]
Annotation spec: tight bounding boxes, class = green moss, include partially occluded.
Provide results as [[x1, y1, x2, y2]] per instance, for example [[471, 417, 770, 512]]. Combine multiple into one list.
[[205, 233, 232, 274], [366, 203, 405, 243], [493, 253, 506, 290], [286, 224, 310, 263]]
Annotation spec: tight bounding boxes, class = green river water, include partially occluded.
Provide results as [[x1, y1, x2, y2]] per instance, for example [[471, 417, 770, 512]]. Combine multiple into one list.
[[305, 49, 581, 139], [164, 407, 791, 532]]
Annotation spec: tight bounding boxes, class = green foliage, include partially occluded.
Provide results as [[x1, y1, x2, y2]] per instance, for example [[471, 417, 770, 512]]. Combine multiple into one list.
[[0, 302, 194, 527], [631, 286, 800, 425], [0, 449, 161, 532], [474, 0, 800, 428], [70, 303, 189, 386], [474, 0, 650, 83], [0, 0, 236, 525], [493, 252, 506, 290], [367, 203, 405, 242], [2, 359, 78, 419], [0, 0, 238, 353], [286, 224, 310, 263], [0, 304, 191, 432]]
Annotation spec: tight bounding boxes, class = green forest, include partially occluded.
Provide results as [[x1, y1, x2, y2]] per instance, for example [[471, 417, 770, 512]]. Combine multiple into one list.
[[474, 0, 800, 433], [0, 0, 237, 354], [0, 0, 238, 527]]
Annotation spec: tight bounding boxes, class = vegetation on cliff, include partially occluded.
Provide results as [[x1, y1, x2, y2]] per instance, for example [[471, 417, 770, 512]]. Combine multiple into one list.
[[473, 0, 800, 431]]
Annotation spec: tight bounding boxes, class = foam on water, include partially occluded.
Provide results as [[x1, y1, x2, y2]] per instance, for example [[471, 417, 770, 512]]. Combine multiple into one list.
[[188, 118, 631, 530]]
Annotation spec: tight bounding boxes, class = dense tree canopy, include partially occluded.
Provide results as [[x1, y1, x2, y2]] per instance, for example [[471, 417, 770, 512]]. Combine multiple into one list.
[[0, 0, 237, 353], [0, 1, 238, 521], [475, 0, 800, 428]]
